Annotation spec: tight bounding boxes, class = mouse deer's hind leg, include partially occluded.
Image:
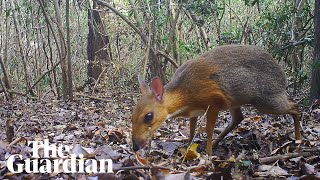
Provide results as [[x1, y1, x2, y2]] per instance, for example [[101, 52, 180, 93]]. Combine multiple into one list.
[[253, 93, 302, 140], [287, 101, 302, 140], [212, 107, 244, 149]]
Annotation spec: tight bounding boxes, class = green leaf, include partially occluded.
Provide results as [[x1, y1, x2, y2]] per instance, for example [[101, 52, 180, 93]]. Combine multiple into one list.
[[5, 9, 11, 17], [251, 0, 258, 6], [128, 10, 133, 17], [241, 160, 253, 167]]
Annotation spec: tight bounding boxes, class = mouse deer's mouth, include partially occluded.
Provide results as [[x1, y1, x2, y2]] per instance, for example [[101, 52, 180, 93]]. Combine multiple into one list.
[[132, 138, 149, 152]]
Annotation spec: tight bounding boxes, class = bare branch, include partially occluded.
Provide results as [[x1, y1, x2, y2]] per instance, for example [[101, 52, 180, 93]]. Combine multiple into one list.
[[96, 0, 148, 45], [157, 50, 179, 68]]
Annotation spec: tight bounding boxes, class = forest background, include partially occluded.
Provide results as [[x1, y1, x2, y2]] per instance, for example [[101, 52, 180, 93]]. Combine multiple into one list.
[[0, 0, 320, 179], [0, 0, 319, 103]]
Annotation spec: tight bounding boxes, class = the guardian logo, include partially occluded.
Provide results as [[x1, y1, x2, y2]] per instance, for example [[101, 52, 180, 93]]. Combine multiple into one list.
[[6, 139, 113, 173]]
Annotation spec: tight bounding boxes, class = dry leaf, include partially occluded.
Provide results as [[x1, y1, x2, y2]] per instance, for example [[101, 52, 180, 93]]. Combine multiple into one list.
[[250, 116, 262, 121], [257, 165, 288, 177], [185, 143, 200, 161], [135, 153, 150, 165]]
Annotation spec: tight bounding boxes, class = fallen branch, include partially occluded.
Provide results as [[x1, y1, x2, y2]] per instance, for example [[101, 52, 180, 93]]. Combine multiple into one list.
[[114, 165, 174, 172], [6, 89, 38, 100], [259, 152, 313, 164], [92, 67, 108, 94], [8, 137, 27, 147], [74, 92, 109, 102]]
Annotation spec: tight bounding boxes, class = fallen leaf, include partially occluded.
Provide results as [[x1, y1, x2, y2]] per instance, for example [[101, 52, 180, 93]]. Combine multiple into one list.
[[152, 169, 195, 180], [250, 116, 262, 121], [257, 165, 288, 177], [96, 145, 121, 161], [135, 153, 150, 165], [301, 163, 316, 175], [159, 142, 182, 155], [185, 143, 200, 161], [71, 144, 89, 157]]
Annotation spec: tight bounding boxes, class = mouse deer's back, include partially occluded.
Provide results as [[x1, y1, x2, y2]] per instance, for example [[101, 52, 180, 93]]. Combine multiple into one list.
[[166, 45, 287, 107], [205, 45, 286, 105]]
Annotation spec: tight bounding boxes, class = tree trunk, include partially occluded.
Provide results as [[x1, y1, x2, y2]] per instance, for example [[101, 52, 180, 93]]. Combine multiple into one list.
[[164, 0, 181, 74], [0, 56, 12, 98], [95, 0, 165, 82], [310, 0, 320, 101], [11, 1, 35, 96], [87, 0, 111, 84], [39, 0, 62, 99], [66, 0, 73, 100], [0, 56, 12, 100], [53, 0, 68, 100]]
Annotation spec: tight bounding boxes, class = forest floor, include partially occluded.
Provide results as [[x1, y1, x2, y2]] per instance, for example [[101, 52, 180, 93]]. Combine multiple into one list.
[[0, 89, 319, 179]]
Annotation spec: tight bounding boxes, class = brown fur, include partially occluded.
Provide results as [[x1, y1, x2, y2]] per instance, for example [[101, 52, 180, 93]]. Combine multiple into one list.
[[132, 45, 302, 155]]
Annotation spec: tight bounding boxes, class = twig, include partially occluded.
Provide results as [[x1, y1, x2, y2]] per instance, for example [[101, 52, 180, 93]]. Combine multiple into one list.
[[8, 137, 27, 147], [6, 89, 38, 100], [147, 127, 152, 155], [114, 165, 174, 172], [267, 159, 279, 173], [280, 35, 314, 50], [28, 60, 61, 94], [259, 152, 313, 164], [157, 50, 179, 68], [92, 67, 108, 95], [225, 2, 243, 26], [179, 106, 210, 169], [15, 120, 25, 135], [74, 93, 109, 102], [95, 0, 147, 44]]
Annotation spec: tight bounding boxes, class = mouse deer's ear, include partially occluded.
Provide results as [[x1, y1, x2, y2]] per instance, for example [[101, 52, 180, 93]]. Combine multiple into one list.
[[151, 77, 164, 102]]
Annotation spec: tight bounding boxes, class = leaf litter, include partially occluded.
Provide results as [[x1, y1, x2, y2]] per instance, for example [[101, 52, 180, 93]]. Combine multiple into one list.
[[0, 91, 319, 179]]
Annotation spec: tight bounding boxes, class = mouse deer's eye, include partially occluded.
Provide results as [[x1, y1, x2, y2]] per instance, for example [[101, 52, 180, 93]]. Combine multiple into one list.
[[144, 112, 154, 123]]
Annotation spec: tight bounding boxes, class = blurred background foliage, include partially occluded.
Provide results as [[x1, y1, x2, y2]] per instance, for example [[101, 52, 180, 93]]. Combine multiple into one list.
[[0, 0, 316, 101]]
